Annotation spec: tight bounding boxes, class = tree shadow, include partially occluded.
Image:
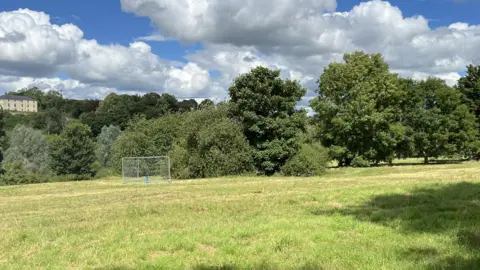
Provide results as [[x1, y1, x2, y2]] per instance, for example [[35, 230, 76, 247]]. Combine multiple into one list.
[[98, 262, 323, 270], [327, 159, 468, 169], [193, 262, 323, 270], [313, 182, 480, 269], [375, 159, 467, 167]]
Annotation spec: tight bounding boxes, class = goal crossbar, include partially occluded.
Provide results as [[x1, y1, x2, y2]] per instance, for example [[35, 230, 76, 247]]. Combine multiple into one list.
[[122, 156, 171, 184]]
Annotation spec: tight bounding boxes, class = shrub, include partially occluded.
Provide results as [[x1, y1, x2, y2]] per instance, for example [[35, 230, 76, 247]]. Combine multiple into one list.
[[170, 105, 254, 179], [111, 131, 156, 172], [96, 125, 122, 167], [0, 172, 48, 186], [3, 125, 50, 174], [187, 118, 254, 178], [351, 156, 370, 168], [49, 122, 96, 175], [49, 174, 94, 182], [169, 142, 190, 179], [281, 143, 329, 177]]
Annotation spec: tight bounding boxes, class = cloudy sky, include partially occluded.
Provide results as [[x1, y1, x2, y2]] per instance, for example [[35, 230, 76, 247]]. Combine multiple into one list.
[[0, 0, 479, 106]]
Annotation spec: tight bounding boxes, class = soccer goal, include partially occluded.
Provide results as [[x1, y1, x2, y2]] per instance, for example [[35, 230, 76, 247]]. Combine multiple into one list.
[[122, 156, 171, 184]]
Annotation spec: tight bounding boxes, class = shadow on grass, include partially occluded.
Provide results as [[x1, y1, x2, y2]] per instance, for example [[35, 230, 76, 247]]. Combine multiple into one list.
[[98, 263, 323, 270], [328, 159, 468, 169], [193, 263, 323, 270], [377, 159, 466, 167], [313, 182, 480, 269]]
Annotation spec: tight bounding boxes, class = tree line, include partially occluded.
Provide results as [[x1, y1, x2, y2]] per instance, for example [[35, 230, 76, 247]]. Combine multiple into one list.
[[0, 51, 479, 185]]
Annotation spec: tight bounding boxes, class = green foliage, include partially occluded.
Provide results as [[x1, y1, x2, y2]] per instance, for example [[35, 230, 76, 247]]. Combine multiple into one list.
[[169, 142, 190, 179], [456, 65, 480, 123], [3, 125, 50, 174], [96, 125, 122, 167], [281, 143, 329, 177], [45, 108, 67, 135], [0, 171, 49, 186], [229, 66, 307, 175], [178, 99, 198, 112], [0, 109, 7, 163], [8, 88, 63, 111], [3, 113, 34, 130], [49, 122, 96, 175], [401, 78, 478, 163], [351, 156, 370, 168], [111, 132, 156, 172], [48, 174, 94, 182], [310, 51, 405, 166], [171, 104, 254, 179], [199, 99, 214, 109], [127, 113, 185, 155], [0, 172, 94, 186]]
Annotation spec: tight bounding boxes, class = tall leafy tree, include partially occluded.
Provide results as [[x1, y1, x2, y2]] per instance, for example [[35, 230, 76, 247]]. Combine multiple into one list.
[[157, 93, 179, 114], [45, 108, 66, 134], [96, 125, 122, 167], [457, 65, 480, 122], [4, 125, 49, 174], [402, 78, 478, 163], [49, 122, 96, 175], [95, 93, 137, 129], [170, 104, 253, 179], [178, 99, 198, 112], [0, 109, 7, 163], [199, 99, 214, 109], [229, 66, 307, 174], [111, 132, 156, 171], [310, 51, 405, 166]]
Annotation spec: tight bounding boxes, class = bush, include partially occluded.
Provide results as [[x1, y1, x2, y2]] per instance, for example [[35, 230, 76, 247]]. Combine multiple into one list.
[[49, 174, 94, 182], [49, 122, 96, 175], [169, 142, 190, 179], [281, 143, 329, 177], [170, 104, 254, 179], [111, 131, 156, 172], [96, 125, 122, 167], [0, 172, 48, 186], [3, 124, 50, 174], [188, 118, 254, 178], [351, 156, 370, 168]]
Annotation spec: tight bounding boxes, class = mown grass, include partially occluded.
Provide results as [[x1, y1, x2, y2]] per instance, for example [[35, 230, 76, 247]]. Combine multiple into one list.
[[0, 162, 479, 269]]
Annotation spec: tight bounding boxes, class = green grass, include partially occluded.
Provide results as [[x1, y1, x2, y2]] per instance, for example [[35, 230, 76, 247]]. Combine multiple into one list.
[[1, 162, 479, 269]]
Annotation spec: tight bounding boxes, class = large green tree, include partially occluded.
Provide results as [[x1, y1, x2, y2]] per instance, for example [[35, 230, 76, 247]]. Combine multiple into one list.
[[170, 104, 253, 179], [3, 125, 49, 174], [49, 122, 96, 175], [111, 132, 156, 172], [457, 65, 480, 122], [402, 78, 478, 163], [229, 66, 307, 174], [96, 125, 122, 167], [45, 108, 67, 135], [310, 51, 405, 166], [0, 109, 7, 163]]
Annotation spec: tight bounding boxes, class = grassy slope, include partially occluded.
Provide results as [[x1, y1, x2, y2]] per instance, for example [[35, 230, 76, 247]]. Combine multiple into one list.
[[0, 163, 479, 270]]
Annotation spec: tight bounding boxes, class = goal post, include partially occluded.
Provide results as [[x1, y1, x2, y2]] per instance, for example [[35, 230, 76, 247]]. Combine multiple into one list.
[[122, 156, 171, 184]]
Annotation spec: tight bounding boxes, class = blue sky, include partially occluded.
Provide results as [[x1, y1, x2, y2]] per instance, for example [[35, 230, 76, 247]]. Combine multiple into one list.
[[0, 0, 478, 100]]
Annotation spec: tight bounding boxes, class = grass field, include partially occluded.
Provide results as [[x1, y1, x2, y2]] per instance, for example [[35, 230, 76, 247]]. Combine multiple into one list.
[[1, 162, 479, 270]]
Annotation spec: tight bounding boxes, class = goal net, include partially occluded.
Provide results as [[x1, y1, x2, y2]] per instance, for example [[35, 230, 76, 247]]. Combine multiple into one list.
[[122, 156, 171, 184]]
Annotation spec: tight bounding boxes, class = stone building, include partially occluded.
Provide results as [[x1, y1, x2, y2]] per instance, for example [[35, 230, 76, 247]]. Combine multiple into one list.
[[0, 95, 38, 113]]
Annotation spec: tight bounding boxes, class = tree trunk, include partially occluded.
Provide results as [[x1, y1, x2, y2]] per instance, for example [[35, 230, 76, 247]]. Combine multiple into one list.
[[424, 156, 429, 164]]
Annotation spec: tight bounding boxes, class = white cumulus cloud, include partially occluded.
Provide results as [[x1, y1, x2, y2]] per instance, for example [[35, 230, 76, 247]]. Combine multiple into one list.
[[0, 8, 214, 99]]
